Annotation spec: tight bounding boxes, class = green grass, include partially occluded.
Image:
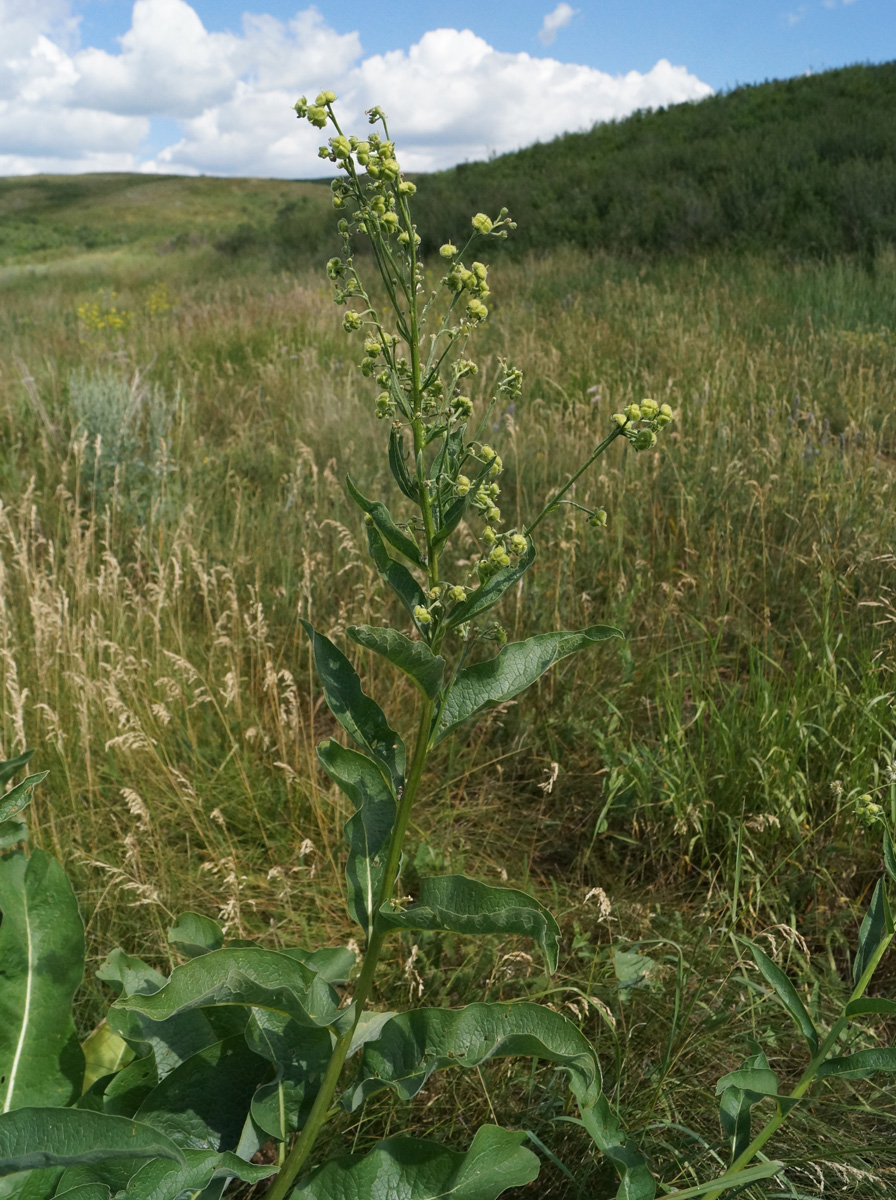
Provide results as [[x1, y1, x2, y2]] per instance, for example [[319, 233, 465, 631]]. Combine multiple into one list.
[[0, 222, 894, 1196]]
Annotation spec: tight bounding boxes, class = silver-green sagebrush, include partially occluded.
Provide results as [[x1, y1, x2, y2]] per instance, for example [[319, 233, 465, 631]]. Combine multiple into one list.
[[0, 92, 893, 1200]]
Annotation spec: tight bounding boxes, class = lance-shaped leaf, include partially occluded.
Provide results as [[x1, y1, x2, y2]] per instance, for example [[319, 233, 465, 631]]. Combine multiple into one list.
[[0, 1108, 185, 1172], [114, 1148, 276, 1200], [389, 425, 419, 501], [845, 997, 896, 1018], [300, 620, 405, 792], [379, 875, 561, 973], [348, 624, 446, 700], [883, 829, 896, 885], [132, 1035, 270, 1151], [168, 913, 224, 959], [854, 877, 894, 987], [0, 750, 35, 786], [113, 948, 340, 1029], [816, 1048, 896, 1080], [345, 1002, 655, 1198], [318, 740, 396, 943], [716, 1053, 779, 1162], [0, 773, 49, 824], [741, 938, 819, 1053], [364, 522, 428, 630], [0, 849, 86, 1112], [244, 1012, 332, 1139], [346, 475, 423, 566], [434, 625, 623, 745], [431, 496, 467, 551], [445, 541, 537, 630], [292, 1125, 539, 1200]]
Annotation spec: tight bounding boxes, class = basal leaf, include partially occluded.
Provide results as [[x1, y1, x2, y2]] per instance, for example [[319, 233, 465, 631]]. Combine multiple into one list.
[[434, 625, 623, 745], [346, 475, 423, 566], [444, 541, 536, 629], [168, 913, 224, 959], [112, 947, 340, 1029], [120, 1148, 275, 1200], [0, 1108, 184, 1172], [292, 1125, 539, 1200], [318, 740, 396, 943], [741, 939, 819, 1052], [845, 997, 896, 1017], [0, 849, 86, 1111], [348, 624, 446, 700], [363, 521, 428, 633], [244, 1011, 332, 1139], [379, 875, 561, 973], [346, 1002, 655, 1198], [816, 1047, 896, 1079], [0, 774, 49, 824], [854, 878, 894, 987], [716, 1053, 778, 1165], [288, 946, 358, 984], [300, 620, 405, 792]]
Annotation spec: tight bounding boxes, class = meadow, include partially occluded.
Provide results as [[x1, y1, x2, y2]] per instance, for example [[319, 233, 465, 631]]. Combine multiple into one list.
[[1, 174, 895, 1194]]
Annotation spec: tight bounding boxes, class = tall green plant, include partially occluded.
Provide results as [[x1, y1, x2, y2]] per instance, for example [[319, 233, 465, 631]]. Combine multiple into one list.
[[0, 95, 894, 1200]]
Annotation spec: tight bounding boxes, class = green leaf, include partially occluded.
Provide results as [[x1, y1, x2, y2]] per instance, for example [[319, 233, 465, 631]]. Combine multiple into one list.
[[716, 1053, 778, 1164], [101, 1054, 158, 1119], [431, 496, 467, 552], [0, 1108, 185, 1172], [816, 1048, 896, 1080], [434, 625, 623, 744], [444, 541, 536, 629], [289, 946, 358, 984], [0, 849, 86, 1111], [167, 913, 224, 959], [854, 877, 894, 987], [348, 624, 446, 700], [845, 997, 896, 1017], [389, 426, 419, 501], [883, 828, 896, 885], [292, 1125, 539, 1200], [300, 620, 406, 792], [80, 1023, 134, 1094], [0, 774, 49, 824], [379, 875, 561, 973], [112, 947, 340, 1029], [648, 1161, 784, 1199], [118, 1148, 275, 1200], [741, 939, 819, 1053], [346, 475, 423, 566], [54, 1186, 111, 1200], [0, 819, 28, 851], [363, 521, 427, 629], [317, 740, 396, 943], [0, 751, 35, 787], [346, 1002, 655, 1198], [132, 1035, 269, 1151], [244, 1012, 332, 1139]]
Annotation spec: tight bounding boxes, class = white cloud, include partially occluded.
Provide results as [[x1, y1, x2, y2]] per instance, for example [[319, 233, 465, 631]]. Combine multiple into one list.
[[0, 2, 714, 178], [538, 3, 579, 47]]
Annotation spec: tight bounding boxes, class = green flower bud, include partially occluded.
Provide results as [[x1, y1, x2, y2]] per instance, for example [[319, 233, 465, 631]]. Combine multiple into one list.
[[488, 455, 503, 477], [486, 505, 501, 523], [448, 585, 467, 602], [472, 261, 488, 281], [589, 507, 608, 528], [446, 269, 464, 293], [294, 96, 308, 117], [428, 585, 443, 600], [611, 413, 628, 427], [489, 545, 511, 567], [440, 243, 457, 258], [455, 475, 471, 496], [382, 211, 399, 230], [466, 299, 488, 321], [364, 339, 381, 357], [452, 396, 473, 418], [510, 533, 527, 555], [326, 257, 345, 280], [413, 604, 432, 625], [315, 90, 337, 105], [630, 428, 658, 450], [330, 135, 351, 158], [375, 393, 395, 419], [624, 403, 642, 422], [479, 445, 497, 462], [399, 181, 416, 194], [640, 397, 659, 418], [472, 213, 493, 235], [307, 105, 328, 128], [482, 526, 497, 545], [342, 311, 362, 332]]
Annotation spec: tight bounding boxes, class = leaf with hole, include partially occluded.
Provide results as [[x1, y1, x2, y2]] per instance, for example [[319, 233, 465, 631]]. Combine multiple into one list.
[[379, 875, 561, 973]]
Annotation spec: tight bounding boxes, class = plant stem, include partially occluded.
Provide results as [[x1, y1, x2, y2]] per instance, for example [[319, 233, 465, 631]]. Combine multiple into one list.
[[524, 425, 625, 537]]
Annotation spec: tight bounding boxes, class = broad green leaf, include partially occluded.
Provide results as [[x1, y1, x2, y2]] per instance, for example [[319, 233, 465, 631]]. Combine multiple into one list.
[[434, 625, 623, 744], [0, 819, 28, 851], [714, 1067, 778, 1096], [346, 475, 423, 566], [854, 877, 894, 987], [80, 1023, 134, 1094], [364, 522, 428, 629], [132, 1035, 269, 1151], [0, 849, 85, 1112], [845, 997, 896, 1017], [113, 947, 340, 1029], [53, 1186, 111, 1199], [95, 948, 165, 997], [0, 750, 35, 787], [346, 1002, 655, 1198], [379, 875, 561, 973], [444, 541, 536, 629], [0, 1108, 184, 1172], [293, 1125, 539, 1200], [389, 425, 419, 501], [101, 1053, 158, 1119], [348, 624, 446, 700], [717, 1053, 778, 1164], [168, 913, 224, 959], [346, 1010, 398, 1058], [300, 620, 406, 792], [289, 946, 357, 984], [0, 774, 48, 825], [741, 939, 819, 1052], [244, 1011, 332, 1139], [318, 740, 396, 943], [0, 1169, 63, 1200], [884, 828, 896, 885], [118, 1148, 275, 1200], [816, 1048, 896, 1079]]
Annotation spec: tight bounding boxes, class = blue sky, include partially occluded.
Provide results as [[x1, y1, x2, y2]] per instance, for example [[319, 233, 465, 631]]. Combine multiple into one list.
[[1, 1, 892, 176]]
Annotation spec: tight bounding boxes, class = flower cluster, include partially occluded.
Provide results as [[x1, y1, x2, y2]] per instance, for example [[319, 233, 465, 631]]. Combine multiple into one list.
[[611, 398, 675, 450], [856, 793, 885, 827]]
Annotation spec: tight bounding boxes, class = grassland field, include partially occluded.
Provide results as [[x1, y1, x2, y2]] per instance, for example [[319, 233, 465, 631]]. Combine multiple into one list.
[[1, 171, 895, 1196]]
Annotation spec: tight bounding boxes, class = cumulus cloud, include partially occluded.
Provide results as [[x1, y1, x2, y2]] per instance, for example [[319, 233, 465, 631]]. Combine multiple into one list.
[[0, 1, 714, 178], [538, 3, 579, 47]]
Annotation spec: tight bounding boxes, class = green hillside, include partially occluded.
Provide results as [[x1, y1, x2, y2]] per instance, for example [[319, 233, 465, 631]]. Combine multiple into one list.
[[411, 60, 896, 261]]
